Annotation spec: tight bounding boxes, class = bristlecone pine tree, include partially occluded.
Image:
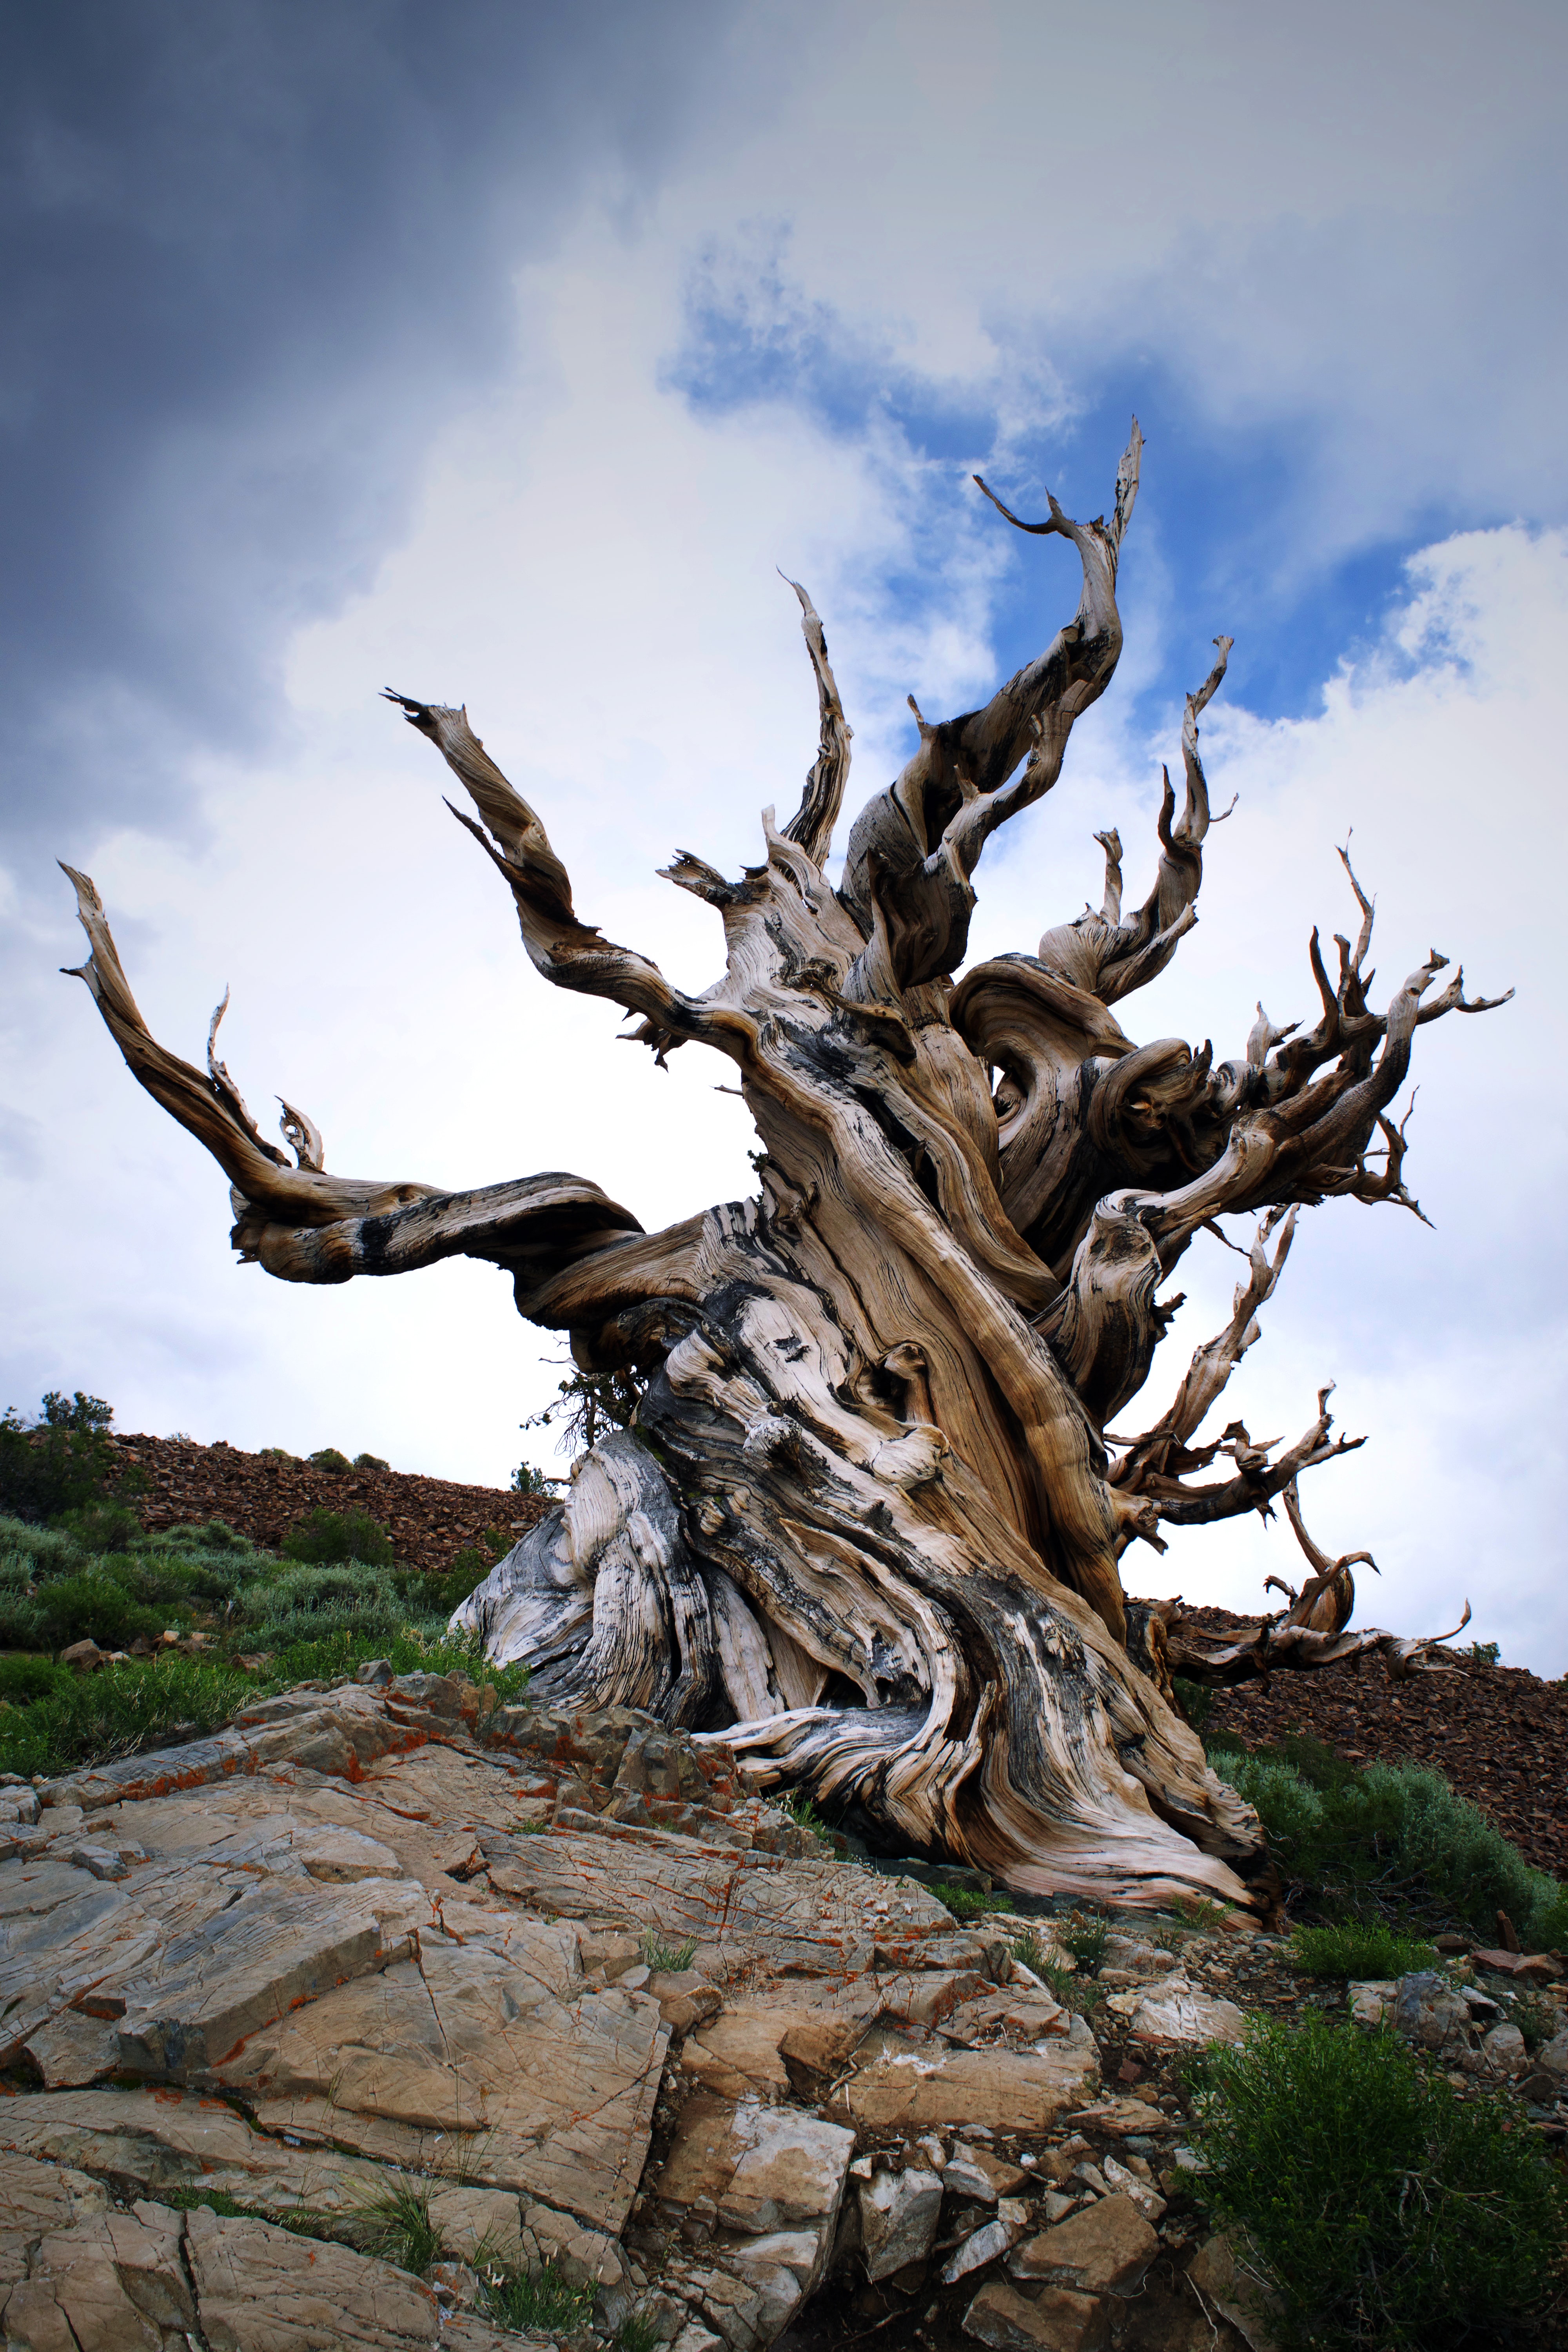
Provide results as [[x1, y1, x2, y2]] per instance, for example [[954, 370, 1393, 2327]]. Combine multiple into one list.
[[62, 425, 1508, 1911]]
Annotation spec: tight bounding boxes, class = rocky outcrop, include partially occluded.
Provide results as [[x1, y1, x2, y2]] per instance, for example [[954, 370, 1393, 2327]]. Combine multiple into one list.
[[13, 1669, 1522, 2351]]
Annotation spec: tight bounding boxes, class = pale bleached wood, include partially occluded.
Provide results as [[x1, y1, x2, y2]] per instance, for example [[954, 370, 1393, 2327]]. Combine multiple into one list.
[[63, 427, 1507, 1915]]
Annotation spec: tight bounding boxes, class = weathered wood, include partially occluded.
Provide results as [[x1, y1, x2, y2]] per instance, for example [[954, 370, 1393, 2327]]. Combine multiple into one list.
[[62, 425, 1508, 1913]]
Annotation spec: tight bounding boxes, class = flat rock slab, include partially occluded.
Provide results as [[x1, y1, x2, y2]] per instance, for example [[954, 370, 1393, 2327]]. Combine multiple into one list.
[[0, 2153, 110, 2286], [1008, 2196, 1158, 2297], [1105, 1975, 1247, 2048], [482, 1829, 949, 1975], [827, 2022, 1100, 2132], [964, 2277, 1109, 2351], [222, 1932, 667, 2232]]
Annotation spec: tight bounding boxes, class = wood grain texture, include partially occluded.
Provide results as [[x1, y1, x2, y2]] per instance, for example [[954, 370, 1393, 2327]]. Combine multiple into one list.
[[63, 426, 1508, 1913]]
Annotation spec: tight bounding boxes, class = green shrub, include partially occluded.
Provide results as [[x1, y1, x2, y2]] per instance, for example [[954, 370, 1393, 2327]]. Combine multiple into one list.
[[1289, 1922, 1439, 1980], [159, 1519, 255, 1552], [1214, 1748, 1568, 1950], [32, 1572, 167, 1651], [353, 1453, 390, 1472], [234, 1560, 405, 1651], [0, 1653, 68, 1706], [280, 1506, 393, 1567], [0, 1391, 132, 1523], [417, 1546, 494, 1618], [0, 1517, 89, 1579], [54, 1501, 143, 1551], [0, 1593, 47, 1650], [1192, 2009, 1568, 2348], [261, 1622, 529, 1700], [0, 1652, 253, 1780], [510, 1461, 556, 1496]]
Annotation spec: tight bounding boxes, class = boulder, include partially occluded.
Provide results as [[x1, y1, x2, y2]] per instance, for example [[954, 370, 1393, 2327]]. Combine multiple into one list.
[[828, 2021, 1100, 2132], [1106, 1974, 1246, 2048], [1008, 2197, 1158, 2297], [856, 2163, 943, 2279], [1185, 2229, 1284, 2352], [939, 2199, 1031, 2283], [963, 2278, 1109, 2351], [59, 1640, 105, 1675], [1390, 1971, 1473, 2052]]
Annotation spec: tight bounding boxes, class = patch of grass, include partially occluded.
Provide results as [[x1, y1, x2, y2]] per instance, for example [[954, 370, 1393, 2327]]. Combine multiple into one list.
[[613, 2315, 662, 2352], [0, 1652, 254, 1779], [479, 2257, 595, 2334], [1058, 1912, 1110, 1973], [777, 1788, 835, 1844], [931, 1882, 992, 1922], [1191, 2009, 1568, 2350], [279, 1506, 394, 1568], [1173, 1892, 1230, 1935], [162, 2186, 338, 2239], [1289, 1921, 1439, 1980], [350, 2174, 443, 2274], [1038, 1955, 1100, 2013], [642, 1932, 698, 1972]]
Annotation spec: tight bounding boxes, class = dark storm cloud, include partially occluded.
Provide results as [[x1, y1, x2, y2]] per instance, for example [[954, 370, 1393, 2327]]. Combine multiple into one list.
[[0, 0, 730, 854]]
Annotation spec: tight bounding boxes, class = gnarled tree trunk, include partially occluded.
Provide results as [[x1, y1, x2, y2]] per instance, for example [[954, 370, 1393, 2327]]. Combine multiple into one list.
[[62, 425, 1506, 1912]]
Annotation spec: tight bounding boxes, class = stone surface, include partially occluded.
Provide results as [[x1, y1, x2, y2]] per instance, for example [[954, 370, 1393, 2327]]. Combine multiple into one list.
[[1, 2203, 193, 2352], [1479, 2021, 1528, 2074], [0, 2153, 109, 2284], [1008, 2198, 1158, 2297], [1390, 1971, 1473, 2051], [964, 2277, 1109, 2352], [857, 2164, 943, 2280], [828, 2021, 1100, 2132], [182, 2205, 523, 2351], [1536, 2027, 1568, 2079], [1185, 2230, 1284, 2352], [1107, 1974, 1247, 2048], [939, 2200, 1030, 2283]]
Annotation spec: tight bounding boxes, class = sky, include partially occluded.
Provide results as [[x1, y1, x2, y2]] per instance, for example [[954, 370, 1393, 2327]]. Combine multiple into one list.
[[3, 0, 1564, 1670]]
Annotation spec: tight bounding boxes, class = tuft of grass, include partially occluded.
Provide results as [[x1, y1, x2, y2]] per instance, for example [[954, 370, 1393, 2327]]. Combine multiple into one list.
[[1191, 2009, 1568, 2350], [1008, 1928, 1050, 1975], [163, 2187, 339, 2239], [1058, 1911, 1110, 1973], [931, 1882, 992, 1922], [642, 1932, 698, 1973], [777, 1788, 835, 1845], [613, 2316, 662, 2352], [479, 2257, 595, 2333], [1290, 1921, 1439, 1981], [350, 2174, 443, 2274], [1215, 1747, 1568, 1953]]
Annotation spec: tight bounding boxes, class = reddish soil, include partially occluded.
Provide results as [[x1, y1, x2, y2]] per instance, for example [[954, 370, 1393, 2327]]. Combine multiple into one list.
[[105, 1436, 1566, 1885], [1193, 1606, 1568, 1881], [109, 1432, 551, 1575]]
